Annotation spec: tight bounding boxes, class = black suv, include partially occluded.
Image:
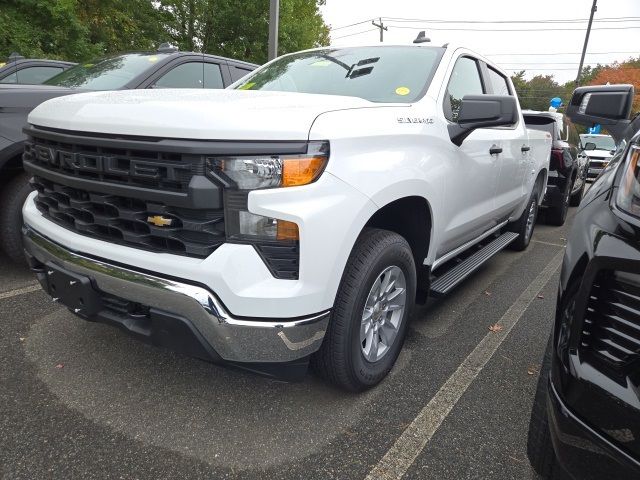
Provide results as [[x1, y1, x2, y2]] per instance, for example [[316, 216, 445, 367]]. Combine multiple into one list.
[[0, 53, 75, 85], [527, 84, 640, 479], [0, 44, 257, 262], [523, 111, 587, 226]]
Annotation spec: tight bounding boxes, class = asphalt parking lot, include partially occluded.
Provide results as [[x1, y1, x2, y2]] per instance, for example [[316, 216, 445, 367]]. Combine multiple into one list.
[[0, 209, 575, 480]]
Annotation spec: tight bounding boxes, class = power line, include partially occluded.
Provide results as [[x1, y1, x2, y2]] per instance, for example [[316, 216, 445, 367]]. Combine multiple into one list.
[[381, 15, 640, 24], [384, 24, 640, 32], [330, 19, 376, 31], [332, 28, 378, 40]]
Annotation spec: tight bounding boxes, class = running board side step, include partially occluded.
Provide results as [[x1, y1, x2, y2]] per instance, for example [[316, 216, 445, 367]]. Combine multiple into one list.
[[429, 232, 519, 296]]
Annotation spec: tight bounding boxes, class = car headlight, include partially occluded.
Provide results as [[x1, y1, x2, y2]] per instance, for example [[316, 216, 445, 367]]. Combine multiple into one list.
[[616, 145, 640, 218], [206, 141, 329, 243]]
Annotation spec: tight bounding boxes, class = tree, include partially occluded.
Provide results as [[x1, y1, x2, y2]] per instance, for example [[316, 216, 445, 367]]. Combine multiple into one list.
[[0, 0, 101, 61], [158, 0, 329, 64], [589, 58, 640, 115]]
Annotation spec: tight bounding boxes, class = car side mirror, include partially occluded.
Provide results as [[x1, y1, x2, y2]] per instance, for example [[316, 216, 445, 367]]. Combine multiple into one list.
[[584, 142, 596, 150], [448, 95, 518, 146], [566, 84, 634, 144]]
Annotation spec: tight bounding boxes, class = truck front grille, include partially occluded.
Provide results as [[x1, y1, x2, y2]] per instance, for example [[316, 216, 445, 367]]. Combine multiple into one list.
[[23, 134, 201, 192], [32, 176, 225, 258], [581, 271, 640, 369]]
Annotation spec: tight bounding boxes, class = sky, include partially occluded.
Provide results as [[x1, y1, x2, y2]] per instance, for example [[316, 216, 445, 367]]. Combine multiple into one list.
[[319, 0, 640, 84]]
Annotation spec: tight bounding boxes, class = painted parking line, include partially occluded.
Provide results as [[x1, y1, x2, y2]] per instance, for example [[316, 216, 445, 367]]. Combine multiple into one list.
[[0, 282, 41, 300], [365, 249, 564, 480]]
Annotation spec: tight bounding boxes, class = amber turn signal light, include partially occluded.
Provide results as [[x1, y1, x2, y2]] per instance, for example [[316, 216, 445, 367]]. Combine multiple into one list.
[[282, 156, 327, 187]]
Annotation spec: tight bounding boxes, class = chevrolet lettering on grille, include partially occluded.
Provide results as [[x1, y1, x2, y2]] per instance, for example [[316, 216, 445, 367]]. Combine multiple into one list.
[[32, 145, 173, 181]]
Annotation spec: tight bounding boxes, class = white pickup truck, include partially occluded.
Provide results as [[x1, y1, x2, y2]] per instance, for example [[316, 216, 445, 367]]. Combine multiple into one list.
[[21, 42, 551, 391]]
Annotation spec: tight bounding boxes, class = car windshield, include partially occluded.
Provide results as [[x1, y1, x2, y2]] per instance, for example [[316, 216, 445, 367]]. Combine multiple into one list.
[[233, 46, 444, 103], [43, 53, 170, 90], [581, 135, 616, 150]]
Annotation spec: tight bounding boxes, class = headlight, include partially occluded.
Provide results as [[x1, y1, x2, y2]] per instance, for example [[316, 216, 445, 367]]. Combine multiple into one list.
[[616, 145, 640, 218], [206, 141, 329, 244], [207, 141, 329, 190]]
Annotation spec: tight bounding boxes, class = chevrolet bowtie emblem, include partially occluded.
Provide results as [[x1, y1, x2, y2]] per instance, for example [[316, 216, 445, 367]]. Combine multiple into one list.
[[147, 215, 173, 227]]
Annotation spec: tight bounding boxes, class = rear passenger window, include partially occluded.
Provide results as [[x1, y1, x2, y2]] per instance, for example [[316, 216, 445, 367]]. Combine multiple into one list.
[[230, 66, 253, 83], [486, 67, 511, 96], [203, 63, 224, 89], [153, 62, 203, 88], [444, 57, 484, 122]]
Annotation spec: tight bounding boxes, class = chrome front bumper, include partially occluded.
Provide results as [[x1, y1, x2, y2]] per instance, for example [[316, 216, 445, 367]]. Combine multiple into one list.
[[23, 227, 330, 363]]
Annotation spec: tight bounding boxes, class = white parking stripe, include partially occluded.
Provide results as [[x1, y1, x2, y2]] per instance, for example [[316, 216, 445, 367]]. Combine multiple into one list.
[[365, 249, 564, 480], [0, 283, 41, 300]]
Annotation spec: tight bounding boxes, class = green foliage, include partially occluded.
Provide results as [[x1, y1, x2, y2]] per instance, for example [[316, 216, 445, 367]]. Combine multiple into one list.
[[0, 0, 329, 64], [158, 0, 329, 64]]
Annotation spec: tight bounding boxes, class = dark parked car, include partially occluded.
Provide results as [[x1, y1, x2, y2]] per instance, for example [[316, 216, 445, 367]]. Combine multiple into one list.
[[523, 111, 587, 226], [527, 84, 640, 479], [0, 44, 257, 262], [0, 53, 75, 84]]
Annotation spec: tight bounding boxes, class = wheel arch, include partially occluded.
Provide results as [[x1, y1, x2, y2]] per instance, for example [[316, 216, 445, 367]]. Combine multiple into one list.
[[361, 195, 433, 302]]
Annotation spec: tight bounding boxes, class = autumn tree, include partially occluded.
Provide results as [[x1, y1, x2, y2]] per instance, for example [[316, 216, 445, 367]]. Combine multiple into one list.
[[589, 58, 640, 114]]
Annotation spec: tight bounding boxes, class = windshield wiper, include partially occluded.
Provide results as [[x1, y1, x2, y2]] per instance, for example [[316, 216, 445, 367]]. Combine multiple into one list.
[[318, 55, 380, 80]]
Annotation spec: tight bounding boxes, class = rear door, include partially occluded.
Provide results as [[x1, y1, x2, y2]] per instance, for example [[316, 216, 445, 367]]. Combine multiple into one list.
[[437, 55, 502, 257], [482, 64, 529, 219]]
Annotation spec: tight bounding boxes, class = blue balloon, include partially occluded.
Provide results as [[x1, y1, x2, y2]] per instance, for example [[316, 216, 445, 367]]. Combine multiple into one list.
[[550, 97, 562, 108], [588, 124, 601, 134]]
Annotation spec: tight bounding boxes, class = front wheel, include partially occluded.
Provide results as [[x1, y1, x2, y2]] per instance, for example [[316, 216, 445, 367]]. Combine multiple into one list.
[[311, 228, 416, 392], [546, 180, 571, 226], [507, 191, 539, 251], [0, 172, 32, 264], [569, 178, 584, 207]]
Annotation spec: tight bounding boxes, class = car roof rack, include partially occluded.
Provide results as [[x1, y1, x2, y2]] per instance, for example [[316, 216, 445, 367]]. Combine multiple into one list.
[[157, 42, 179, 53], [413, 31, 431, 44], [8, 52, 25, 62]]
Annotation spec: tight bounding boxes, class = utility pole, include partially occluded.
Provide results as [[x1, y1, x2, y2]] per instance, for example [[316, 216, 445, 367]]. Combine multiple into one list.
[[372, 17, 388, 43], [268, 0, 280, 61], [576, 0, 597, 85]]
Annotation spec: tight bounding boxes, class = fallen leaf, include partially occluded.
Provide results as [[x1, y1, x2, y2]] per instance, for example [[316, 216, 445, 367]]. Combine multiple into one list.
[[484, 291, 492, 296], [527, 364, 539, 375], [560, 237, 567, 241], [55, 363, 64, 369], [19, 337, 25, 342], [489, 323, 503, 333], [537, 294, 545, 299]]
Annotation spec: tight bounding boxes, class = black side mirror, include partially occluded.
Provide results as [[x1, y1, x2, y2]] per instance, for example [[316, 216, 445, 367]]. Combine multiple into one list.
[[566, 84, 634, 143], [448, 95, 518, 146], [584, 142, 596, 150]]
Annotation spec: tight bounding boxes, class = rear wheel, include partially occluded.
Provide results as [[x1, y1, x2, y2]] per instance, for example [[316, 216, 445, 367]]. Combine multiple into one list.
[[569, 178, 584, 207], [546, 180, 571, 226], [0, 172, 32, 264], [507, 191, 539, 251], [311, 228, 416, 391]]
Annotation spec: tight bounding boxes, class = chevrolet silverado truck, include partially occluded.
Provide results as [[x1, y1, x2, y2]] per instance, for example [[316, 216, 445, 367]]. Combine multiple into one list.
[[21, 43, 551, 391], [0, 44, 256, 263]]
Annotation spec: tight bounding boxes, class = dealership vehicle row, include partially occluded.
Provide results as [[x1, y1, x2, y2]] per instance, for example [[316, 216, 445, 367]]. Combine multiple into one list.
[[1, 36, 639, 479]]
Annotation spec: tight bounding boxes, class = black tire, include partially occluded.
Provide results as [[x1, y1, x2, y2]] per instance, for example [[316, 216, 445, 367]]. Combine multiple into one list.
[[0, 172, 32, 264], [527, 336, 560, 478], [311, 228, 416, 392], [569, 178, 584, 207], [507, 191, 539, 251], [546, 180, 571, 226]]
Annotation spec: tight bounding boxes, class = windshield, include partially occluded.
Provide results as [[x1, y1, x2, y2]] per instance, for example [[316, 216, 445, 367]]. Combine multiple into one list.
[[581, 134, 616, 151], [233, 46, 444, 103], [43, 53, 170, 90]]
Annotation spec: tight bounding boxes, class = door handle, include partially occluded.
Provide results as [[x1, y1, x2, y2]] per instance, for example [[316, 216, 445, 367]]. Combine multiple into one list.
[[521, 145, 531, 152], [489, 145, 502, 155]]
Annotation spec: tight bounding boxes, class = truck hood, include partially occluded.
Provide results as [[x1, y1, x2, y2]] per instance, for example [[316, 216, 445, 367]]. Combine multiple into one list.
[[29, 89, 376, 141], [0, 84, 76, 110], [585, 148, 614, 157]]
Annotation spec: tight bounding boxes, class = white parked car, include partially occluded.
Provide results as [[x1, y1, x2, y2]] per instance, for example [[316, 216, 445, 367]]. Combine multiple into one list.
[[579, 133, 616, 180], [21, 42, 551, 391]]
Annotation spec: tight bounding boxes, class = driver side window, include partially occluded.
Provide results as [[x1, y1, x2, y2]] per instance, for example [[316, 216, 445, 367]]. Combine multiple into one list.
[[444, 57, 484, 122]]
